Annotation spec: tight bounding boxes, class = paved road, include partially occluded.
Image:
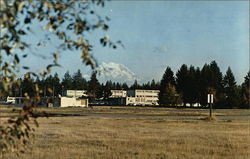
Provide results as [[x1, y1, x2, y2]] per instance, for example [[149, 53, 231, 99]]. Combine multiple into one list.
[[1, 106, 249, 121], [44, 113, 249, 121]]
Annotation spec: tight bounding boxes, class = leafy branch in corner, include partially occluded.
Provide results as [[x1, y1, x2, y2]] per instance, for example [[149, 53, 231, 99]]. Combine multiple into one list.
[[0, 0, 121, 155]]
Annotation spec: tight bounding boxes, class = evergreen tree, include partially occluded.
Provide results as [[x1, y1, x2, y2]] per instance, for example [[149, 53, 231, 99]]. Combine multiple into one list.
[[185, 66, 199, 106], [121, 83, 129, 90], [150, 79, 160, 90], [160, 67, 175, 86], [62, 71, 73, 91], [103, 84, 112, 99], [200, 63, 213, 106], [142, 81, 151, 90], [160, 83, 180, 106], [210, 61, 223, 91], [37, 78, 46, 97], [111, 81, 116, 90], [209, 61, 224, 106], [34, 77, 43, 97], [53, 73, 61, 96], [96, 83, 112, 100], [38, 73, 61, 97], [103, 81, 113, 99], [44, 75, 54, 96], [87, 71, 100, 101], [21, 74, 35, 97], [194, 67, 202, 105], [223, 67, 240, 108], [105, 80, 113, 89], [11, 79, 21, 97], [159, 67, 176, 105], [96, 84, 104, 99], [240, 71, 249, 108], [199, 61, 225, 107], [115, 82, 122, 90], [72, 69, 87, 90], [176, 64, 189, 106], [150, 79, 156, 89], [130, 80, 140, 89], [155, 81, 161, 90]]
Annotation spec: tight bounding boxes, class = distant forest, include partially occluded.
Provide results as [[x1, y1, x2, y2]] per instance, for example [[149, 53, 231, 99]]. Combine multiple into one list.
[[5, 61, 249, 109]]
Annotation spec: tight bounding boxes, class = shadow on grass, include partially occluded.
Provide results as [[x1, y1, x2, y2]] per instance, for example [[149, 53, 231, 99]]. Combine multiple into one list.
[[33, 112, 86, 117]]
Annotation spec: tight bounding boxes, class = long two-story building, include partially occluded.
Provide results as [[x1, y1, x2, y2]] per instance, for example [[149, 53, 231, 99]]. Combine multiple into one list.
[[107, 89, 159, 106]]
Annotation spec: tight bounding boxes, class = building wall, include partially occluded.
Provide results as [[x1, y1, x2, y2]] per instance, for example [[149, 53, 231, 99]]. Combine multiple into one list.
[[110, 90, 127, 98], [6, 97, 26, 106], [60, 97, 88, 107], [127, 90, 159, 106], [126, 97, 136, 105], [64, 90, 87, 97], [63, 89, 159, 106], [6, 96, 17, 104]]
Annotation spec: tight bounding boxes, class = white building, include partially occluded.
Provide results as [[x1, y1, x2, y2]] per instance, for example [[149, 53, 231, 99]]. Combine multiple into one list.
[[60, 97, 88, 107], [61, 90, 88, 107], [62, 89, 159, 106], [6, 96, 17, 104], [127, 90, 159, 106], [6, 96, 25, 105], [107, 89, 159, 106], [110, 90, 127, 98], [63, 90, 87, 98]]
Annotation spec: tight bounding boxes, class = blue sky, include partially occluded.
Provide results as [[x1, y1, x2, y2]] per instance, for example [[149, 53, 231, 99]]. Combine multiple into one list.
[[20, 1, 249, 85]]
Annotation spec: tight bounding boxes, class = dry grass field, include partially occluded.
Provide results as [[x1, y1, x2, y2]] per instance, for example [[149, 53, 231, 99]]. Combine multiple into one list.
[[1, 106, 250, 159]]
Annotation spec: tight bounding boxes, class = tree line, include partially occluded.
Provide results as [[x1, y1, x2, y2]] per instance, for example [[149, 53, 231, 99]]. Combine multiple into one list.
[[159, 61, 249, 109], [3, 61, 249, 108], [5, 69, 159, 102], [6, 69, 160, 97]]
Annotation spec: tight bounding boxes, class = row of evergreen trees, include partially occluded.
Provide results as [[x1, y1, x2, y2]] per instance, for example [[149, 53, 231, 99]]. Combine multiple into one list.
[[159, 61, 249, 109], [7, 61, 249, 108], [10, 69, 160, 98], [9, 69, 159, 102]]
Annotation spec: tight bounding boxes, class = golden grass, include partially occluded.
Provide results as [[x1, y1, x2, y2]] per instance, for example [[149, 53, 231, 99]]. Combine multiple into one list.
[[199, 116, 217, 121], [2, 116, 249, 159], [1, 106, 250, 158]]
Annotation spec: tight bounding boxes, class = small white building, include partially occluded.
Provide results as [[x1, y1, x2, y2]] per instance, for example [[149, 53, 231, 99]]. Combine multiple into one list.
[[6, 96, 24, 105], [60, 97, 88, 107], [6, 96, 16, 104]]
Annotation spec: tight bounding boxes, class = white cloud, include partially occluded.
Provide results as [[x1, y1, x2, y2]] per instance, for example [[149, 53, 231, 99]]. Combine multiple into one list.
[[97, 62, 138, 82]]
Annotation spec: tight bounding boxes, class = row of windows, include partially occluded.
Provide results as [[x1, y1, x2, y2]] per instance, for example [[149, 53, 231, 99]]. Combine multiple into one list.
[[136, 95, 158, 97], [136, 90, 159, 93], [146, 100, 158, 103]]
